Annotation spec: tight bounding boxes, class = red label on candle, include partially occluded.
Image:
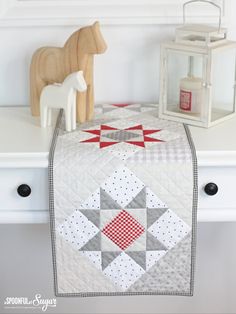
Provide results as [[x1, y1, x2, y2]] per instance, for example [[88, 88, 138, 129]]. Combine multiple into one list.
[[180, 90, 192, 111]]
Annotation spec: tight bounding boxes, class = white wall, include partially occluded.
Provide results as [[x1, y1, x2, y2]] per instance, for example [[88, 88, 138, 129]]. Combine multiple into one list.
[[0, 25, 175, 106], [0, 0, 235, 107]]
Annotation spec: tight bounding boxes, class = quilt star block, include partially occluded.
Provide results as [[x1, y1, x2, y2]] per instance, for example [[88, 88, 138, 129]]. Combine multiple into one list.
[[57, 166, 191, 291], [80, 124, 164, 149], [51, 104, 197, 296]]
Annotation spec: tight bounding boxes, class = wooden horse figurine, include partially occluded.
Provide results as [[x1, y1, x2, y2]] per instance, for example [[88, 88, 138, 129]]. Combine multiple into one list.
[[30, 21, 107, 122], [40, 71, 87, 132]]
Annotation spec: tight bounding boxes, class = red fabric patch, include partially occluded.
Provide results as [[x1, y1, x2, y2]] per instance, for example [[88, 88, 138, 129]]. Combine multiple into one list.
[[144, 136, 164, 142], [101, 125, 118, 130], [84, 130, 101, 136], [100, 142, 118, 148], [125, 125, 143, 130], [112, 104, 129, 107], [143, 130, 161, 135], [125, 141, 145, 148], [102, 210, 145, 250], [81, 136, 100, 143]]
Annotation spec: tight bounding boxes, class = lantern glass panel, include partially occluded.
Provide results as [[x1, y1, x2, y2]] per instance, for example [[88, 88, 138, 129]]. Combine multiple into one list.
[[211, 47, 236, 122], [165, 49, 206, 121]]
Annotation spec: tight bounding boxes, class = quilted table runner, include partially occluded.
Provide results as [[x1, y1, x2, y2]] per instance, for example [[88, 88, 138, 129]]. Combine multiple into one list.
[[49, 104, 197, 297]]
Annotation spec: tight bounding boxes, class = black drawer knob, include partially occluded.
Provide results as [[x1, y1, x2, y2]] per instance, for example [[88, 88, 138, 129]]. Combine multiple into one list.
[[17, 184, 31, 197], [204, 183, 218, 196]]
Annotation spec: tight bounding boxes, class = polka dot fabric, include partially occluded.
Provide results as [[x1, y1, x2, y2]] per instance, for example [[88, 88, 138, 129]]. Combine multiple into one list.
[[51, 104, 197, 296], [101, 167, 145, 207], [57, 211, 99, 250], [148, 209, 191, 250], [103, 252, 145, 290], [80, 251, 102, 270]]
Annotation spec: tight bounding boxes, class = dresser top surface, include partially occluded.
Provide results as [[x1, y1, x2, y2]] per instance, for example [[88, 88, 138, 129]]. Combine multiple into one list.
[[0, 107, 56, 155], [0, 106, 235, 166]]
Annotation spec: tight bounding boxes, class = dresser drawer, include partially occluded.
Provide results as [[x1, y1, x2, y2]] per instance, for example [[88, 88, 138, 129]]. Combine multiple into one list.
[[0, 168, 49, 211], [198, 166, 236, 210], [0, 165, 235, 221]]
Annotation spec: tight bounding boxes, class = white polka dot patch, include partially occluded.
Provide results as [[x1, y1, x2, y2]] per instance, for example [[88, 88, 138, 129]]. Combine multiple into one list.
[[101, 167, 145, 207]]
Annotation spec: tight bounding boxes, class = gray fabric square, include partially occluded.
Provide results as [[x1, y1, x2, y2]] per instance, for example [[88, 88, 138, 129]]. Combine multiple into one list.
[[104, 130, 140, 141]]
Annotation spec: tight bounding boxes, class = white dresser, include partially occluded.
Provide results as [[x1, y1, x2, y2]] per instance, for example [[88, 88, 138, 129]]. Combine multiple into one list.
[[0, 106, 235, 223]]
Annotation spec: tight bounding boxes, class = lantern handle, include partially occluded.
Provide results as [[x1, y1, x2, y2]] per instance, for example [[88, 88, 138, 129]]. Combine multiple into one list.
[[183, 0, 222, 33]]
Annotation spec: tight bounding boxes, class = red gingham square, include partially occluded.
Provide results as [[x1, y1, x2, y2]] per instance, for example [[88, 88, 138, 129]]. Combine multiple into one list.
[[102, 210, 145, 250]]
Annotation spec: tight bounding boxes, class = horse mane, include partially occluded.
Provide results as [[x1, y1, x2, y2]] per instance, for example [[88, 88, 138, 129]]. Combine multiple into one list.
[[64, 28, 81, 49]]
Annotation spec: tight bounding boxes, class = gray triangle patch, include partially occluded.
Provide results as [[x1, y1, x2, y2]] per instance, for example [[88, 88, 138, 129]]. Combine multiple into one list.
[[147, 208, 167, 228], [126, 251, 146, 270], [100, 189, 122, 209], [101, 252, 121, 270], [126, 188, 146, 209], [80, 210, 100, 228], [147, 232, 167, 251], [80, 232, 101, 251]]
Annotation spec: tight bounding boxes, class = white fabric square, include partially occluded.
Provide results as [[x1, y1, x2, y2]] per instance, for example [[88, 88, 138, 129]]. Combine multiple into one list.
[[101, 167, 145, 207], [146, 251, 167, 270], [106, 142, 142, 161], [78, 188, 100, 210], [57, 211, 99, 250], [148, 209, 191, 249], [103, 252, 145, 290], [80, 251, 102, 271], [146, 187, 168, 209]]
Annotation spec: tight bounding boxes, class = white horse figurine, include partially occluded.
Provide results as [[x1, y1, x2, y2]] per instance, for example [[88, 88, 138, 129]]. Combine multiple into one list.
[[40, 71, 87, 131]]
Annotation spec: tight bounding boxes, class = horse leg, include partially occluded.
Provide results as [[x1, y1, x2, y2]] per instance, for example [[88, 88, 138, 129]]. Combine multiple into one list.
[[76, 91, 87, 123], [72, 102, 76, 130], [40, 104, 48, 128], [86, 84, 94, 121], [47, 108, 52, 126], [65, 107, 72, 132]]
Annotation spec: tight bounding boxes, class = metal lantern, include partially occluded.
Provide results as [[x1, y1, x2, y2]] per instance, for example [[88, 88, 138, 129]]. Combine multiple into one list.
[[159, 0, 236, 128]]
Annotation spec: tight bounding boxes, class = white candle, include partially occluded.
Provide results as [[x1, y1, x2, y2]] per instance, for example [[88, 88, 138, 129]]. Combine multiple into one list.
[[179, 76, 203, 114]]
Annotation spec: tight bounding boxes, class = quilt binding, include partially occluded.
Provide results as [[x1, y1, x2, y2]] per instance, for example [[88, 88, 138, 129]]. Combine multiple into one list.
[[48, 109, 198, 298]]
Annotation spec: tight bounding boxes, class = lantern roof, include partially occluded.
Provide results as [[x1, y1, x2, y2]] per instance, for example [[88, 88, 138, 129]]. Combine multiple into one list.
[[177, 24, 226, 35], [175, 24, 228, 47]]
